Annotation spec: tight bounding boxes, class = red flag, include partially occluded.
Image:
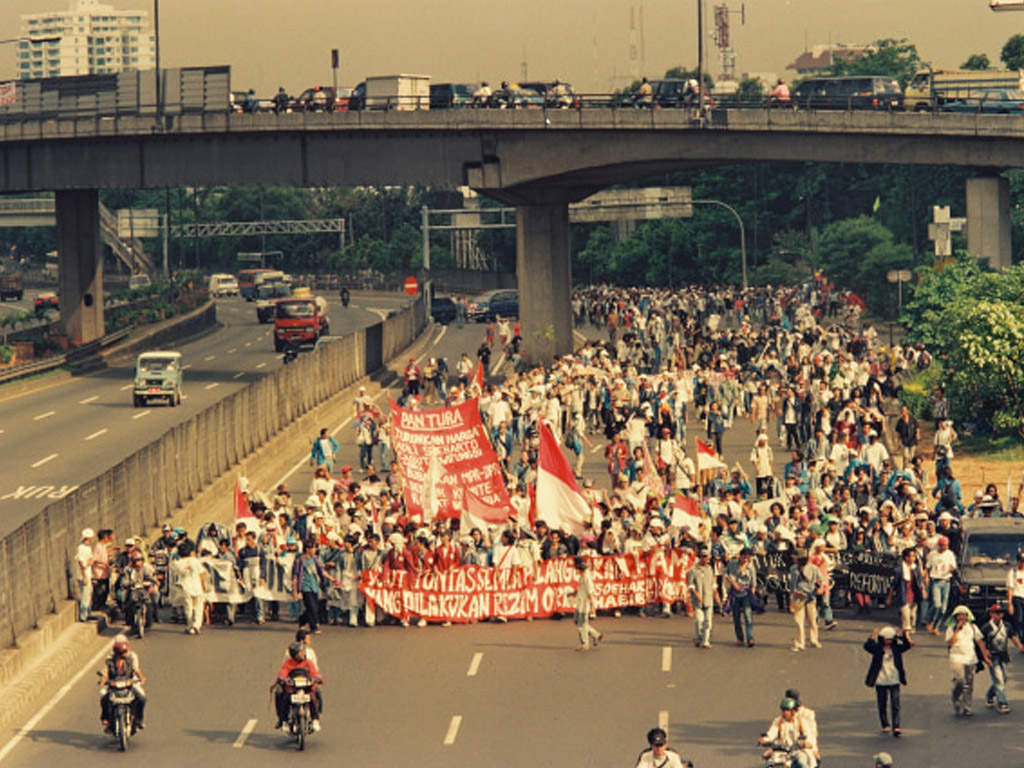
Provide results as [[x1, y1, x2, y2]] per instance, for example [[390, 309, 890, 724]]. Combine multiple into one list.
[[536, 421, 590, 537], [847, 292, 868, 311], [472, 359, 484, 390], [460, 479, 513, 533], [234, 478, 254, 519], [639, 439, 662, 493], [671, 492, 701, 531]]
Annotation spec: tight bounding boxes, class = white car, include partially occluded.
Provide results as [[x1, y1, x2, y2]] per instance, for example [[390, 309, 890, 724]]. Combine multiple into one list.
[[209, 273, 240, 297]]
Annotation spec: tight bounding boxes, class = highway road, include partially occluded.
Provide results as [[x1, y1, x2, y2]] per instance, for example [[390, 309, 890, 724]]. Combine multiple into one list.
[[0, 290, 414, 536]]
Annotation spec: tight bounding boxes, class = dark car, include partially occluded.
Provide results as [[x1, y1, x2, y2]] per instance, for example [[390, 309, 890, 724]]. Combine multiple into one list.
[[429, 83, 475, 110], [430, 296, 458, 324], [940, 88, 1024, 114], [953, 518, 1024, 614], [792, 76, 903, 111], [467, 289, 518, 322], [291, 86, 347, 112]]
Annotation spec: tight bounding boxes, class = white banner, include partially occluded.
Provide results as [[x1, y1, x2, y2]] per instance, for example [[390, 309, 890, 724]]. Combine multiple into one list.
[[252, 552, 297, 602], [167, 557, 254, 606]]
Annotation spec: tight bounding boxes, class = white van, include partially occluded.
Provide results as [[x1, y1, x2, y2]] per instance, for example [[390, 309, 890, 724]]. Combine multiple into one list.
[[209, 273, 239, 297]]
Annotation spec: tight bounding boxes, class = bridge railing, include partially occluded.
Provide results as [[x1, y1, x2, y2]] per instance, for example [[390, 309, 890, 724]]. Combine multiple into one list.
[[0, 289, 428, 647]]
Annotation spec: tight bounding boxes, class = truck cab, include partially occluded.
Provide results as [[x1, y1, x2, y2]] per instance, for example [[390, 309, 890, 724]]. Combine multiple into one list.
[[273, 297, 330, 352], [255, 280, 293, 323], [133, 351, 183, 407], [955, 517, 1024, 614]]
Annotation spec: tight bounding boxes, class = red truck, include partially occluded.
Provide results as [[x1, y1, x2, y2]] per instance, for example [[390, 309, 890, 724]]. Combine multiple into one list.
[[273, 296, 330, 352]]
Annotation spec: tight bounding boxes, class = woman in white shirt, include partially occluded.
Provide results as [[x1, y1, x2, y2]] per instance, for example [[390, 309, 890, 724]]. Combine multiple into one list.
[[946, 605, 992, 716]]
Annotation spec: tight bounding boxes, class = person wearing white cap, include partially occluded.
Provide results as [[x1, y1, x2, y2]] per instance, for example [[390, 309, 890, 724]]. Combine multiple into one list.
[[873, 752, 893, 768], [77, 528, 96, 622], [946, 605, 992, 716], [864, 626, 912, 736]]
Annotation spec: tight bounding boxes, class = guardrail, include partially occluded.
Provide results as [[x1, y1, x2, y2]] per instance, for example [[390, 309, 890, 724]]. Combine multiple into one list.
[[0, 327, 131, 385]]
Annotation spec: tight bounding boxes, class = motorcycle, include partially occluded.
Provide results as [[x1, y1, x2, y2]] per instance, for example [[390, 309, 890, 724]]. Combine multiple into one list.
[[127, 582, 154, 638], [285, 671, 317, 750], [107, 678, 136, 751], [339, 287, 350, 308], [149, 549, 169, 607], [283, 344, 300, 365], [759, 739, 798, 768]]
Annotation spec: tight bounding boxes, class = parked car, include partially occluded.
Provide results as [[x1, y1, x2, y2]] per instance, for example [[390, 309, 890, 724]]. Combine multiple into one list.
[[467, 289, 518, 322], [34, 291, 59, 312], [792, 76, 903, 111], [429, 83, 475, 109], [133, 351, 183, 407], [940, 88, 1024, 113], [430, 296, 458, 324]]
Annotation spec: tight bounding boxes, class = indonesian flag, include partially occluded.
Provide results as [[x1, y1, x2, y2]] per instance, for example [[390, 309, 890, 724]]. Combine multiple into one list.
[[472, 359, 485, 390], [847, 292, 868, 311], [639, 439, 662, 493], [536, 421, 590, 537], [696, 438, 727, 472], [671, 493, 701, 531], [460, 479, 513, 534], [234, 477, 253, 519]]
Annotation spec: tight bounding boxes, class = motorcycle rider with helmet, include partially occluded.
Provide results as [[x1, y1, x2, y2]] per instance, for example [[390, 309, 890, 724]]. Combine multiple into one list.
[[759, 697, 818, 768], [98, 634, 147, 733], [123, 550, 157, 631], [272, 641, 323, 733]]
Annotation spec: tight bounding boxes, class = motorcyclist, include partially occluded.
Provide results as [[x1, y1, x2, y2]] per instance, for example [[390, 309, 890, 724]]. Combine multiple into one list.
[[340, 285, 350, 307], [273, 86, 290, 114], [633, 726, 693, 767], [123, 550, 157, 632], [98, 634, 147, 733], [272, 642, 323, 733], [635, 77, 653, 108], [759, 697, 817, 768], [472, 81, 492, 107], [770, 78, 791, 105]]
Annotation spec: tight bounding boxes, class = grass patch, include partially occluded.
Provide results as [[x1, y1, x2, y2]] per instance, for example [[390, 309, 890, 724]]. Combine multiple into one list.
[[956, 435, 1024, 462]]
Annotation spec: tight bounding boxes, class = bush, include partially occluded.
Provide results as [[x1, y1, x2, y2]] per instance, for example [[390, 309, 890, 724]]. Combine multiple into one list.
[[0, 345, 13, 364], [899, 360, 944, 420]]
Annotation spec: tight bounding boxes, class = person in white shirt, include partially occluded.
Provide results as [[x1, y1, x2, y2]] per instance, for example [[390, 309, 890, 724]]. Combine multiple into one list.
[[946, 605, 992, 716], [633, 727, 692, 768], [759, 697, 818, 768], [924, 536, 957, 634], [76, 528, 95, 622], [174, 541, 208, 636], [568, 555, 602, 650]]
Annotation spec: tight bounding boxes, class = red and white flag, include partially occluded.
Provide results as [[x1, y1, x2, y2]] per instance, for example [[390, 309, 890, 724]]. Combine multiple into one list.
[[670, 492, 701, 531], [696, 438, 727, 472], [234, 477, 254, 519], [472, 359, 485, 390], [460, 479, 513, 534], [639, 439, 663, 493], [536, 421, 590, 538]]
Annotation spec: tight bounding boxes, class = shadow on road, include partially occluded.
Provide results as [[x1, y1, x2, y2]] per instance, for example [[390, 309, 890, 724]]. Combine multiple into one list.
[[22, 729, 112, 751]]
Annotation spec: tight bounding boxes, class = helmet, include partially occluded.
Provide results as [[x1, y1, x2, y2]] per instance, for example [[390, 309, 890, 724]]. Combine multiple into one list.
[[780, 697, 798, 711], [174, 527, 186, 536], [113, 634, 129, 655], [287, 642, 306, 661], [646, 727, 667, 746], [130, 551, 144, 564]]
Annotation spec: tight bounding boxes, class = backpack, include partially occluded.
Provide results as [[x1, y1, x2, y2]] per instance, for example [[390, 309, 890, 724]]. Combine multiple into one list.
[[939, 481, 957, 511]]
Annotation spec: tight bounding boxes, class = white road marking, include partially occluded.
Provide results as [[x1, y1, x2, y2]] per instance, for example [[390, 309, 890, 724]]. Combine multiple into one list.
[[204, 355, 216, 361], [84, 429, 108, 441], [0, 641, 111, 764], [590, 443, 603, 454], [233, 718, 258, 748], [490, 352, 506, 375], [132, 410, 150, 420], [255, 362, 266, 369], [33, 411, 56, 421], [233, 371, 245, 379], [433, 325, 447, 344], [227, 348, 237, 354], [204, 383, 220, 390], [443, 715, 462, 745], [182, 364, 193, 370], [658, 710, 669, 732], [467, 652, 483, 677], [119, 384, 133, 391], [661, 647, 672, 672], [243, 342, 251, 347], [31, 453, 57, 468], [366, 307, 389, 321], [78, 395, 98, 404]]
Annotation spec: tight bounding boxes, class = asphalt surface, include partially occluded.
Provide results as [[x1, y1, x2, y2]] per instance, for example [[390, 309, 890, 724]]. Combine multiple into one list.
[[0, 291, 413, 536]]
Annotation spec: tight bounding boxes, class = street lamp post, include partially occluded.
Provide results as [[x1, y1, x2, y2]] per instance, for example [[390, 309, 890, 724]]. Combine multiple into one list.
[[153, 0, 161, 125], [696, 0, 705, 120], [692, 198, 748, 290]]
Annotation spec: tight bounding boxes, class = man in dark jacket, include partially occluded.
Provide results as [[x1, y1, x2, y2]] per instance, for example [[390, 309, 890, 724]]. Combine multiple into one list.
[[864, 626, 913, 736], [890, 548, 924, 637]]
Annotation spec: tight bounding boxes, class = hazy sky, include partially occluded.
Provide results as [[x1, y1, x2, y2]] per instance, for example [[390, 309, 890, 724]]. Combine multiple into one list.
[[3, 0, 1023, 94]]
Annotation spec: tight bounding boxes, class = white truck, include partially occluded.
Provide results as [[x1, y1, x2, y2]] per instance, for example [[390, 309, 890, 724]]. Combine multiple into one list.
[[904, 68, 1024, 110], [354, 75, 430, 110]]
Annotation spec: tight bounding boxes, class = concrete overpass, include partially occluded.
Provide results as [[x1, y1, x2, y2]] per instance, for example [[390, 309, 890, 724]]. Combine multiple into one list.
[[2, 108, 1022, 358]]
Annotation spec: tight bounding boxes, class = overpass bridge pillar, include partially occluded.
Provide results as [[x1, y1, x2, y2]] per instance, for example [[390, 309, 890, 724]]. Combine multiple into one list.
[[56, 190, 105, 345], [516, 202, 573, 364], [966, 176, 1012, 271]]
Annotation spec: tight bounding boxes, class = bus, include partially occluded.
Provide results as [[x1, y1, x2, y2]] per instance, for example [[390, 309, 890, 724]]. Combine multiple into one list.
[[238, 268, 275, 300]]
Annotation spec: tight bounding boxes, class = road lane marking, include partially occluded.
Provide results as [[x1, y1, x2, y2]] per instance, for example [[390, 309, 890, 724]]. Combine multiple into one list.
[[243, 342, 251, 347], [659, 710, 669, 732], [182, 363, 193, 370], [205, 383, 220, 390], [367, 307, 389, 320], [255, 362, 266, 369], [490, 352, 506, 375], [661, 647, 672, 672], [233, 718, 258, 748], [204, 355, 216, 361], [443, 715, 462, 745], [33, 411, 56, 421], [467, 652, 483, 677], [433, 326, 447, 344], [590, 443, 603, 454], [31, 453, 57, 468], [84, 429, 108, 441], [0, 641, 111, 764], [119, 384, 133, 391], [78, 395, 98, 404], [132, 410, 150, 420], [227, 348, 237, 354], [233, 371, 245, 379]]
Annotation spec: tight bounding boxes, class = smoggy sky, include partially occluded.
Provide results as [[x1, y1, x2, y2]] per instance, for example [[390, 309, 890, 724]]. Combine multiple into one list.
[[2, 0, 1022, 94]]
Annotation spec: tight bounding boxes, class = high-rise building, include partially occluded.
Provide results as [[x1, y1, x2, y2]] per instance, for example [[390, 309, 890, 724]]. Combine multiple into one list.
[[17, 0, 155, 80]]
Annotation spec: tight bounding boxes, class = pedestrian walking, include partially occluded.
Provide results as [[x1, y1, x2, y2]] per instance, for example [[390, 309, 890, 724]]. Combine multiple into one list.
[[790, 548, 822, 652], [726, 547, 757, 647], [569, 555, 602, 651], [309, 427, 339, 472], [863, 626, 912, 736], [174, 541, 207, 635], [76, 528, 95, 622], [633, 727, 693, 768], [946, 605, 992, 716], [689, 547, 721, 648], [292, 539, 331, 634], [981, 603, 1024, 714], [1006, 552, 1024, 645]]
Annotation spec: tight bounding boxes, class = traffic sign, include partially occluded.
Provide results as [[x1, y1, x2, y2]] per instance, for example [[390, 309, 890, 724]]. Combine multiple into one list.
[[404, 276, 419, 296]]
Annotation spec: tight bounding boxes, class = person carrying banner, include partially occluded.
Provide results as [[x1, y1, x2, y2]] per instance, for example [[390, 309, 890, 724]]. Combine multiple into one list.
[[569, 555, 602, 651]]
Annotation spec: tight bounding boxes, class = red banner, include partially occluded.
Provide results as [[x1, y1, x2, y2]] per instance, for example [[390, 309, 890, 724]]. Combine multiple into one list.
[[359, 550, 696, 623], [389, 397, 511, 522]]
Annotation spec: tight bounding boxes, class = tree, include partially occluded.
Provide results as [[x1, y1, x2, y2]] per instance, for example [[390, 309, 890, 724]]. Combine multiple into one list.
[[961, 53, 991, 70], [737, 77, 764, 102], [826, 38, 923, 88], [1001, 34, 1024, 70]]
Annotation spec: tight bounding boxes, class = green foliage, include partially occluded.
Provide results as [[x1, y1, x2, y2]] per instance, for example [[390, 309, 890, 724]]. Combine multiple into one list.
[[826, 38, 923, 88], [0, 345, 13, 364], [1001, 33, 1024, 70], [961, 53, 991, 70], [898, 361, 944, 420], [737, 77, 764, 101]]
